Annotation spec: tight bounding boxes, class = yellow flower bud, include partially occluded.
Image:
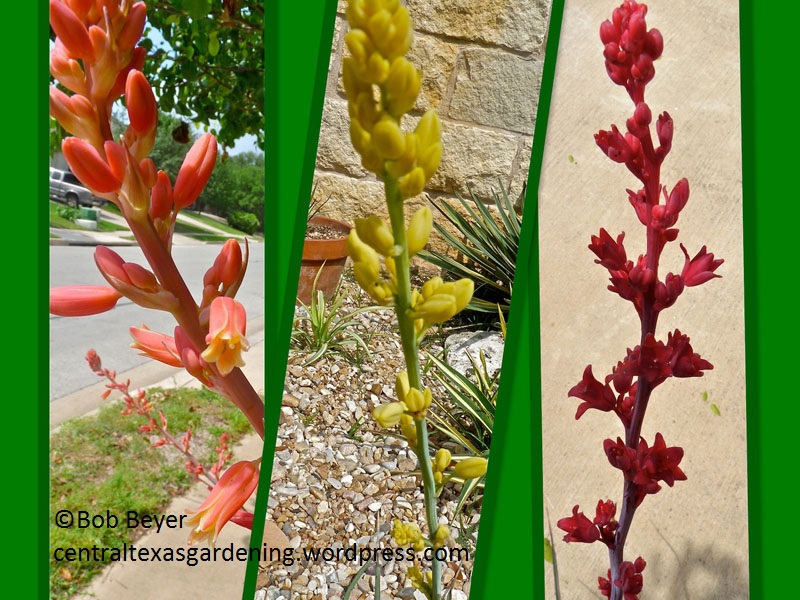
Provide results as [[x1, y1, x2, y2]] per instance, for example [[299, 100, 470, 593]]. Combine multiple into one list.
[[366, 51, 391, 84], [433, 448, 451, 474], [345, 30, 372, 72], [355, 215, 395, 256], [391, 519, 425, 552], [372, 117, 406, 160], [404, 386, 431, 414], [450, 278, 474, 314], [415, 110, 440, 147], [384, 57, 421, 117], [407, 566, 433, 593], [410, 294, 457, 323], [353, 261, 379, 292], [406, 205, 433, 256], [433, 524, 450, 548], [418, 139, 443, 179], [373, 401, 406, 428], [453, 457, 488, 480], [395, 370, 410, 403], [421, 277, 444, 299], [398, 166, 427, 199], [347, 229, 380, 271], [400, 413, 417, 447]]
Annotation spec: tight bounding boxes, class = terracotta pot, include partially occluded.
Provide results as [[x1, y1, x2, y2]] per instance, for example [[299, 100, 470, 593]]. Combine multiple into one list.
[[297, 215, 352, 305]]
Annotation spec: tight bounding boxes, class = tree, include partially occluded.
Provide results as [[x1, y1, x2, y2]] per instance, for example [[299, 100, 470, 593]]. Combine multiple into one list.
[[141, 0, 264, 150]]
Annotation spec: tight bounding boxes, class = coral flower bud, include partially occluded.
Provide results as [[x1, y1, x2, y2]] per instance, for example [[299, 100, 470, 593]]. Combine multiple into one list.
[[50, 285, 122, 317], [214, 239, 245, 288], [130, 326, 182, 368], [150, 171, 174, 220], [173, 133, 218, 209], [453, 457, 488, 480], [373, 401, 406, 428], [185, 459, 260, 546], [118, 2, 148, 51], [103, 141, 128, 182], [49, 0, 94, 60], [126, 70, 157, 134], [63, 137, 121, 194]]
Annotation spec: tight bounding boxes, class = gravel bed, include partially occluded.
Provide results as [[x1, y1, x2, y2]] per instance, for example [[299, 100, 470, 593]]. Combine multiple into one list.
[[257, 275, 481, 599]]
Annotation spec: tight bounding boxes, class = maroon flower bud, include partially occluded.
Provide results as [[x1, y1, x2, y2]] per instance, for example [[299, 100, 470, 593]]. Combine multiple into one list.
[[666, 178, 689, 217], [595, 125, 631, 163], [645, 29, 664, 60], [589, 228, 628, 271], [557, 505, 601, 544], [600, 20, 619, 45], [666, 329, 714, 377], [653, 272, 684, 311], [680, 243, 723, 286], [569, 365, 618, 419], [656, 111, 673, 158]]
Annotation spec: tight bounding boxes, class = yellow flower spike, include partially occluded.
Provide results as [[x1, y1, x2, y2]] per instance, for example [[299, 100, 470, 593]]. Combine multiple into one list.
[[433, 525, 450, 549], [407, 205, 433, 256], [453, 457, 489, 480], [373, 401, 406, 428], [398, 166, 427, 199], [372, 117, 406, 160], [433, 448, 452, 474], [355, 215, 396, 256], [400, 413, 417, 447], [395, 370, 410, 404], [384, 57, 421, 117]]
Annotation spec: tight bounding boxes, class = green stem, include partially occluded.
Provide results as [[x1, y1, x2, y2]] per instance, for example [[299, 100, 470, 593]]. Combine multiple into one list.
[[384, 177, 441, 599]]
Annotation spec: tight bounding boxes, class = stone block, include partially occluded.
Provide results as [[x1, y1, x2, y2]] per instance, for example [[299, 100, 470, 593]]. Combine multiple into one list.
[[449, 49, 542, 135]]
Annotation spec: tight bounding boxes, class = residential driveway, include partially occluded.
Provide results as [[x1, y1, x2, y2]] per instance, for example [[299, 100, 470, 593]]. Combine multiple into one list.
[[538, 1, 747, 598]]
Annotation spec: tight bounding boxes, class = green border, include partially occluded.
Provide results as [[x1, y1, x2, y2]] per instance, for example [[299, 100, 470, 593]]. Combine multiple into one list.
[[741, 0, 797, 596], [9, 0, 44, 594], [245, 1, 338, 598], [469, 0, 564, 597]]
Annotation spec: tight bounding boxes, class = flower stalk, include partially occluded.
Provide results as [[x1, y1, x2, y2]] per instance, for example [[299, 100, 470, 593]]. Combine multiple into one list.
[[49, 0, 264, 543], [341, 1, 484, 597], [556, 3, 723, 599]]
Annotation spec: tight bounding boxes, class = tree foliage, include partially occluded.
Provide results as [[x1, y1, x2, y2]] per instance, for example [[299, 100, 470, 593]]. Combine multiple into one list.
[[141, 0, 264, 150]]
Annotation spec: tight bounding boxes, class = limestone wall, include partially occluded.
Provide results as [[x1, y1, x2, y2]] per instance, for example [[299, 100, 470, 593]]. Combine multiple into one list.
[[312, 0, 552, 231]]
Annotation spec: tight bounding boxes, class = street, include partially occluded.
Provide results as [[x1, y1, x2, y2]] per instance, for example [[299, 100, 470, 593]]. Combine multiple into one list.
[[49, 243, 264, 401]]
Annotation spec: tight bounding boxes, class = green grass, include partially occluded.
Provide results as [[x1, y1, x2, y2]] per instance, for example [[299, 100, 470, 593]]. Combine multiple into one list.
[[182, 211, 248, 236], [49, 202, 127, 232], [49, 387, 253, 599]]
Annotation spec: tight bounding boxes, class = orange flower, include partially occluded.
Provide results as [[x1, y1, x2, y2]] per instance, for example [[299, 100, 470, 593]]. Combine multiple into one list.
[[185, 460, 260, 546], [173, 133, 218, 210], [200, 297, 249, 375]]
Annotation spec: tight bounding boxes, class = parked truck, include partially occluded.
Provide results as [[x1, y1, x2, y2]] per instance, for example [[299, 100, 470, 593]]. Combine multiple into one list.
[[49, 168, 104, 208]]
